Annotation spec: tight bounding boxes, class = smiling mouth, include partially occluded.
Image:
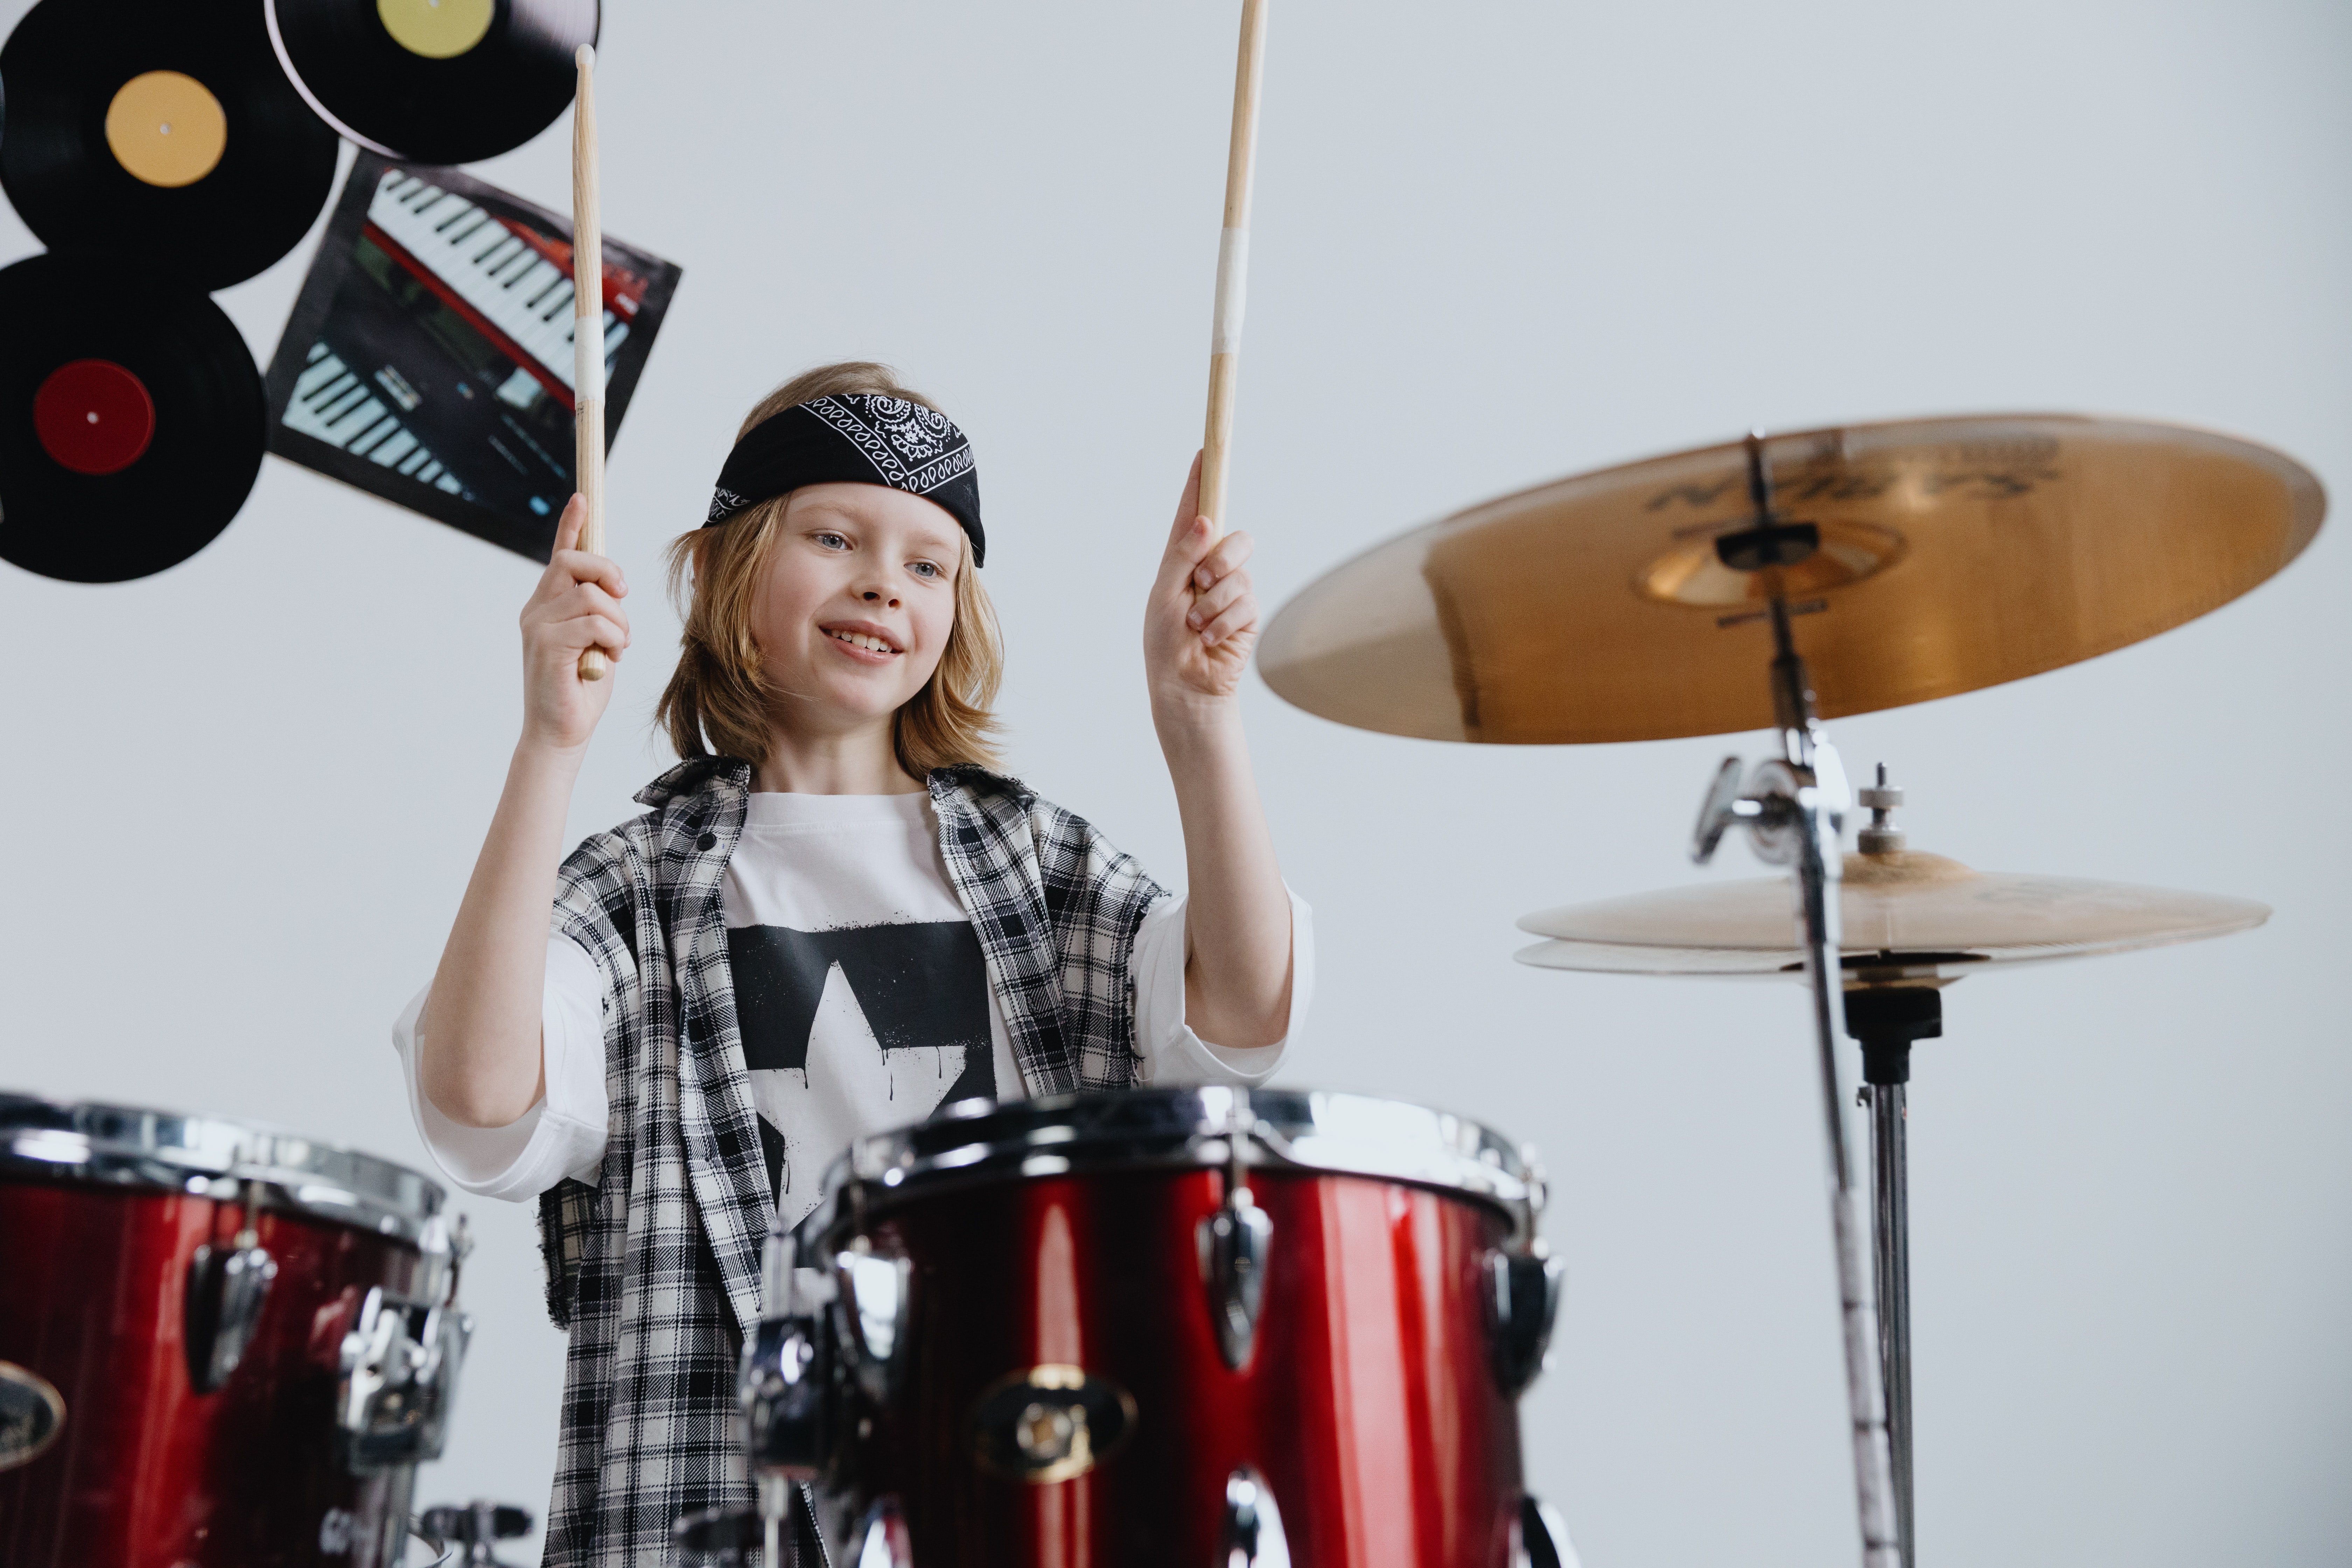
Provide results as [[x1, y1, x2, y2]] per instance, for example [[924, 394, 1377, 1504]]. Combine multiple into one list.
[[826, 627, 901, 656]]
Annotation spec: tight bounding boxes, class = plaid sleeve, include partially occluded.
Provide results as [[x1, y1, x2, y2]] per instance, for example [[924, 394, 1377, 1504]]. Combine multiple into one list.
[[532, 827, 646, 1331], [549, 827, 648, 1000], [1028, 799, 1167, 1090]]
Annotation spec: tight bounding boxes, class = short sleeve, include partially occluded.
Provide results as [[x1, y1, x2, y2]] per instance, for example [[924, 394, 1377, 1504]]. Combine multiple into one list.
[[1130, 886, 1313, 1086], [390, 935, 612, 1200]]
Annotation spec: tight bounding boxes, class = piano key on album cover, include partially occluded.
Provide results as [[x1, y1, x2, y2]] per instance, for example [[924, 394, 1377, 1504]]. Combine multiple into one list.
[[368, 170, 639, 396], [284, 345, 459, 491], [261, 154, 682, 562]]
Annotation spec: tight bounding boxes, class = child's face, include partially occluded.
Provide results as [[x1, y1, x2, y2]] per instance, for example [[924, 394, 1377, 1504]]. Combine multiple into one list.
[[750, 482, 964, 734]]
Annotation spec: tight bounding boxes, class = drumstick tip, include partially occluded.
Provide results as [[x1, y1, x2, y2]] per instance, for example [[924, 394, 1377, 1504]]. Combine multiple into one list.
[[576, 42, 595, 71]]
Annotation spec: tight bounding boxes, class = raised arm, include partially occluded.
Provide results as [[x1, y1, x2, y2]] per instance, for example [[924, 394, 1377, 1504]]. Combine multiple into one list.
[[1142, 454, 1293, 1048], [419, 496, 631, 1128]]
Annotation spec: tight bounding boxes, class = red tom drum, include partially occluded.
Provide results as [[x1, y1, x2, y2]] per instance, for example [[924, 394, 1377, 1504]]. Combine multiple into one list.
[[739, 1087, 1575, 1567], [0, 1092, 471, 1567]]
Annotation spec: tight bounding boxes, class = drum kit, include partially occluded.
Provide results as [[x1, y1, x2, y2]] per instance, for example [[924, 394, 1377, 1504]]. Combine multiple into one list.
[[0, 434, 2323, 1568], [0, 7, 2330, 1564]]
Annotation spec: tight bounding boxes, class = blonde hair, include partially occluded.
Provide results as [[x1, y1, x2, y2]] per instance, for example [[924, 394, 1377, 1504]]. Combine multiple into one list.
[[655, 362, 1005, 777]]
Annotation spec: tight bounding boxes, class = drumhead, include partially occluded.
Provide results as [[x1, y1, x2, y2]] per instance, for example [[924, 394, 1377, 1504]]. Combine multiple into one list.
[[0, 1091, 444, 1244], [801, 1086, 1544, 1247]]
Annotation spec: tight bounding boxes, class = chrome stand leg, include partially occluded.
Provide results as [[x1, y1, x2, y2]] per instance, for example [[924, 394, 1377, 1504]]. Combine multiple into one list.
[[1689, 440, 1900, 1568], [1849, 984, 1939, 1568], [1791, 787, 1901, 1568], [1695, 737, 1900, 1568], [1870, 1083, 1914, 1568]]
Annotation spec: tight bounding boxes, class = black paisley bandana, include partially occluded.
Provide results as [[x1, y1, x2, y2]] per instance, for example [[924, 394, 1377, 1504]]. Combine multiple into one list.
[[704, 394, 985, 566]]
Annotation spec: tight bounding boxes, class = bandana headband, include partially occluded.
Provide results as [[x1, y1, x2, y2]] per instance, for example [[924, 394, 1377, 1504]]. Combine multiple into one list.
[[704, 394, 985, 567]]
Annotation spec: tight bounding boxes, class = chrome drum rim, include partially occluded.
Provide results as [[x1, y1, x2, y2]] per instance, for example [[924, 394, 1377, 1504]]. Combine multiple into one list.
[[802, 1086, 1545, 1248], [0, 1091, 445, 1244]]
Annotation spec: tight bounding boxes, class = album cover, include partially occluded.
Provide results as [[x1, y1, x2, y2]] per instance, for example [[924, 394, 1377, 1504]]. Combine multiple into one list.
[[263, 152, 681, 560]]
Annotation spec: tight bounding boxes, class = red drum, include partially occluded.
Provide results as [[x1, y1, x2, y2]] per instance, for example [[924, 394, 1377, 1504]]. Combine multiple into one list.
[[0, 1093, 471, 1568], [740, 1087, 1575, 1567]]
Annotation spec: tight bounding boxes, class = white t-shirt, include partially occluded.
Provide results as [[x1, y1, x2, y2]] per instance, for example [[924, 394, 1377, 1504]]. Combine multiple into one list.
[[393, 791, 1311, 1237]]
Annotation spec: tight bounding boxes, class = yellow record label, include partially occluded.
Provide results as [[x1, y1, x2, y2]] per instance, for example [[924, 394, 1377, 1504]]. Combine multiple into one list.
[[104, 71, 227, 189], [377, 0, 496, 60]]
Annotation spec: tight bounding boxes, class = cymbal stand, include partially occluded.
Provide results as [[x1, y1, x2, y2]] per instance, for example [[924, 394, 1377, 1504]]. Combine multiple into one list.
[[1845, 974, 1940, 1566], [1692, 435, 1900, 1568]]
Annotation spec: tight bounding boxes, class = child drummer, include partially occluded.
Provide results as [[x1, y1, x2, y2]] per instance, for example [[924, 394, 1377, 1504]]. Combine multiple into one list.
[[392, 362, 1311, 1564]]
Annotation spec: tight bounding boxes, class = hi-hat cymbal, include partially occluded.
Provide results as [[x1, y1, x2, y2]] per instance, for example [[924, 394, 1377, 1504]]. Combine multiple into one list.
[[1514, 847, 2268, 983], [1260, 414, 2324, 744]]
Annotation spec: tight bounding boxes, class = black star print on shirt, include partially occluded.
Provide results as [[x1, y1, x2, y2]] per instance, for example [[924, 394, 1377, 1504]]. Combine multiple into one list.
[[726, 921, 995, 1215]]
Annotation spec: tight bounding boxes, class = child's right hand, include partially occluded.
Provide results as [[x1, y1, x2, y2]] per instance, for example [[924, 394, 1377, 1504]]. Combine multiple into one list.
[[518, 493, 631, 753]]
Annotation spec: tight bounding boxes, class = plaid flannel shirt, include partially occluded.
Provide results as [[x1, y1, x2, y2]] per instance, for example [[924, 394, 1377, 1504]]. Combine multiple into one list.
[[531, 757, 1163, 1567]]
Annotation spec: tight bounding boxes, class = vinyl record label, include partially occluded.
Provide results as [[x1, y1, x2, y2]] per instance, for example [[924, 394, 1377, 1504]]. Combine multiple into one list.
[[268, 0, 598, 166], [104, 71, 229, 188], [33, 362, 158, 476], [0, 255, 266, 583], [376, 0, 496, 59], [0, 0, 342, 289]]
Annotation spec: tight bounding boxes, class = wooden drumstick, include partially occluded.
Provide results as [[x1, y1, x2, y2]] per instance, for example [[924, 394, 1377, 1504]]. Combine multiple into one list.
[[572, 44, 611, 681], [1200, 0, 1268, 542]]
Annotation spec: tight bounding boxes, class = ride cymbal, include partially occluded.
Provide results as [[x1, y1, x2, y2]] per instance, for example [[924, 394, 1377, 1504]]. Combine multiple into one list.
[[1260, 414, 2324, 744], [0, 0, 341, 290], [0, 254, 266, 583], [266, 0, 598, 166]]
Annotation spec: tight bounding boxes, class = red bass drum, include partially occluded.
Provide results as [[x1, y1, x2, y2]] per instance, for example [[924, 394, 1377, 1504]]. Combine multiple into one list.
[[0, 1093, 472, 1567], [738, 1087, 1578, 1568]]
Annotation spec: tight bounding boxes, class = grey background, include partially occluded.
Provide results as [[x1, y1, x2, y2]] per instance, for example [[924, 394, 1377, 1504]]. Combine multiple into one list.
[[2, 1, 2346, 1562]]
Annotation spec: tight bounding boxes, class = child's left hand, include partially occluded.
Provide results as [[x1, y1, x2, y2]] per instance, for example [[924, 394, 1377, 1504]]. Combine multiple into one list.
[[1144, 452, 1260, 715]]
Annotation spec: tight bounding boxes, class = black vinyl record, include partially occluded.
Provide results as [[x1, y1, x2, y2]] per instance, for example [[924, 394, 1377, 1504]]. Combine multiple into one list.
[[0, 254, 266, 583], [268, 0, 598, 167], [0, 0, 342, 290]]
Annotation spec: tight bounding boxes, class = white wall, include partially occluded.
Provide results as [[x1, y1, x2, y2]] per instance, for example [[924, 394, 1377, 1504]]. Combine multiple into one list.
[[3, 2, 2347, 1562]]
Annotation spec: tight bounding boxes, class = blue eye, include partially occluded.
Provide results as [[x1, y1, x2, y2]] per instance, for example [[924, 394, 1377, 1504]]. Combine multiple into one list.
[[813, 532, 848, 551], [910, 561, 940, 579]]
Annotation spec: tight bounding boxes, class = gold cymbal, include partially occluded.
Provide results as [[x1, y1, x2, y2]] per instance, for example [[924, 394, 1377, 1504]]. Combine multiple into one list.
[[1513, 847, 2269, 984], [1260, 414, 2324, 743]]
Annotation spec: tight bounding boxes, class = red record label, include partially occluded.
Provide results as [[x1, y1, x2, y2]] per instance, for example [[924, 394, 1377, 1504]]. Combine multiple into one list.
[[34, 358, 156, 475]]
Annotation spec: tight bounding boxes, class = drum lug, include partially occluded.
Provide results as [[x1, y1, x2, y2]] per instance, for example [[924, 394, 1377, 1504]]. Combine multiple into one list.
[[1217, 1466, 1290, 1567], [1509, 1494, 1581, 1568], [741, 1312, 832, 1483], [336, 1286, 472, 1472], [184, 1239, 277, 1393], [832, 1241, 914, 1404], [414, 1211, 473, 1310], [742, 1235, 836, 1486], [1485, 1247, 1565, 1397], [1196, 1189, 1273, 1370]]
